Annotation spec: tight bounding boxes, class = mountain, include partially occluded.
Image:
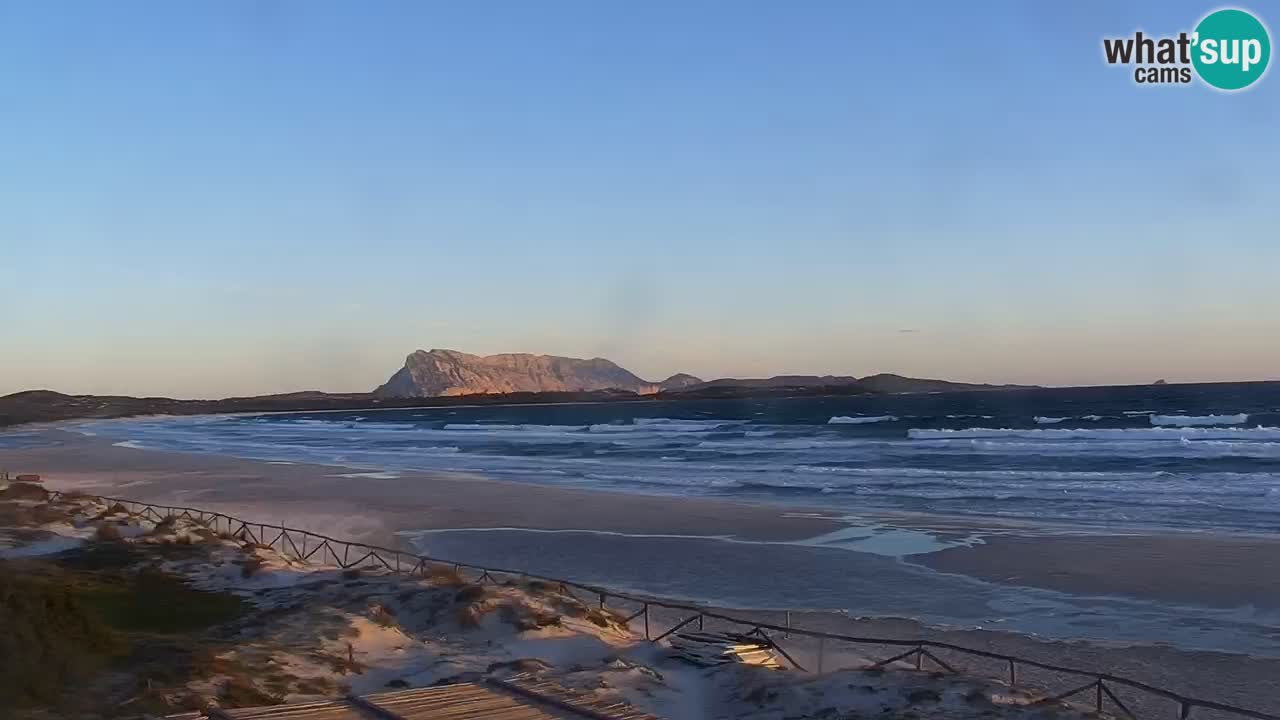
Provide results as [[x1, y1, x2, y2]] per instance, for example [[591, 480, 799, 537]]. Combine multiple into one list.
[[374, 349, 702, 398]]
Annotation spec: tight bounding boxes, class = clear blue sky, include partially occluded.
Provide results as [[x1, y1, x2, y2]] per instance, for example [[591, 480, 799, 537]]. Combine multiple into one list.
[[2, 1, 1277, 397]]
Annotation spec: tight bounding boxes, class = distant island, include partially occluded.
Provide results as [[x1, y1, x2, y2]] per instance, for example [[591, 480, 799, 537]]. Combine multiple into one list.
[[374, 349, 702, 397], [374, 348, 1029, 398], [0, 349, 1036, 429]]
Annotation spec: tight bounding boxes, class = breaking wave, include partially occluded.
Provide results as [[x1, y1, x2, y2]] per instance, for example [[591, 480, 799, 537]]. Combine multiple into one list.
[[1150, 413, 1249, 427], [443, 423, 588, 432], [68, 381, 1280, 533], [907, 426, 1280, 441]]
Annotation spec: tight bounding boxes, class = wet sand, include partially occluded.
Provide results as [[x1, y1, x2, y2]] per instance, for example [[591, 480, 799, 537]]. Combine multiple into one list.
[[0, 430, 846, 545], [5, 426, 1280, 714], [4, 429, 1280, 613], [913, 533, 1280, 610], [8, 431, 1280, 608]]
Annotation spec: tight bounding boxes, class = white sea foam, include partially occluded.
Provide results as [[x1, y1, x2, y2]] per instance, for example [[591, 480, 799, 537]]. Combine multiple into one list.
[[61, 405, 1280, 536], [1150, 413, 1248, 427], [112, 440, 147, 450], [1034, 416, 1068, 424], [939, 439, 1280, 458], [635, 418, 735, 431], [828, 415, 898, 425], [793, 465, 1175, 481], [908, 426, 1280, 441], [585, 418, 733, 433]]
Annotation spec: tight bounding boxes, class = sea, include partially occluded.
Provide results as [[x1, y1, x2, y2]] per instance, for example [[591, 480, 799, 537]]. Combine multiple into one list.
[[21, 382, 1280, 654], [72, 381, 1280, 534]]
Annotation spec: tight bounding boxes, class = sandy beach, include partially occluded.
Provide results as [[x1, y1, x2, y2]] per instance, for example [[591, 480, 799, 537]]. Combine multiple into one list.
[[0, 429, 847, 544], [5, 428, 1279, 612], [915, 532, 1280, 610], [3, 424, 1280, 714]]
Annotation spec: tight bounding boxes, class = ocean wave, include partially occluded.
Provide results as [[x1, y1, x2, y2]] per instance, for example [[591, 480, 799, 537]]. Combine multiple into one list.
[[1149, 413, 1249, 427], [696, 436, 878, 451], [908, 426, 1280, 441], [636, 418, 736, 431], [1034, 416, 1068, 424], [442, 423, 588, 432], [828, 415, 898, 424], [793, 465, 1176, 481], [636, 417, 726, 426], [936, 439, 1280, 458], [589, 418, 734, 433], [583, 472, 741, 488]]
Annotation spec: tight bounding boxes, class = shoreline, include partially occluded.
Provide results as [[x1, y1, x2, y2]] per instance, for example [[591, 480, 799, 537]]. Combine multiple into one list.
[[9, 495, 1277, 719], [3, 426, 1280, 655], [0, 430, 850, 544], [5, 474, 1280, 716]]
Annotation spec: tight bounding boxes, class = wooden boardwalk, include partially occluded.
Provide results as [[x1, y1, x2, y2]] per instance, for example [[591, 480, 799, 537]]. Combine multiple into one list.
[[167, 678, 662, 720]]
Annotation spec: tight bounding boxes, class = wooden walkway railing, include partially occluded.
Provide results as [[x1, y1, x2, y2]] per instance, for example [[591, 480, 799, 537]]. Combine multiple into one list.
[[50, 490, 1280, 720]]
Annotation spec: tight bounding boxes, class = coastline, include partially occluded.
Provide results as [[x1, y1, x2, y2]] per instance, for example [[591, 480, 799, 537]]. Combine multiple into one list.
[[9, 493, 1277, 718], [4, 426, 1280, 711], [4, 426, 1280, 647], [0, 429, 849, 545]]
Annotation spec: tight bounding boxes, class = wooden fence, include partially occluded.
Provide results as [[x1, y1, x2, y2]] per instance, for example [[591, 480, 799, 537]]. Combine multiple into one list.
[[48, 490, 1280, 720]]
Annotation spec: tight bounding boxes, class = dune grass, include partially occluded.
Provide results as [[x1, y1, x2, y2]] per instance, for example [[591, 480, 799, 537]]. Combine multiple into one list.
[[0, 539, 248, 713], [0, 563, 124, 708], [78, 564, 246, 634]]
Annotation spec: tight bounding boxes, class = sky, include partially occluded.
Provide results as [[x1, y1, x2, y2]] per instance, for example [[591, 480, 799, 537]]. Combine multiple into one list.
[[1, 0, 1277, 397]]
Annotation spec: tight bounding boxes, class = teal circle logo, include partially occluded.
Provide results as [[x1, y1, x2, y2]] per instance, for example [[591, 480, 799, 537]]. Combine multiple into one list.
[[1192, 9, 1271, 90]]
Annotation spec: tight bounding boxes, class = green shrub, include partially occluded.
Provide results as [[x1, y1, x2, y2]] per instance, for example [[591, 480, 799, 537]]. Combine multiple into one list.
[[79, 565, 246, 634], [0, 563, 124, 708]]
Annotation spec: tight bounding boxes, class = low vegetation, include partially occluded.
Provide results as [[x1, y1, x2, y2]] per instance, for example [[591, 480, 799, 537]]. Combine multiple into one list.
[[0, 490, 1113, 720], [0, 514, 248, 717], [0, 564, 124, 708]]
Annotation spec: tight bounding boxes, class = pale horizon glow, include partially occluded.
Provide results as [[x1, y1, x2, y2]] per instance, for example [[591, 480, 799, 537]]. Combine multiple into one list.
[[2, 1, 1278, 398]]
